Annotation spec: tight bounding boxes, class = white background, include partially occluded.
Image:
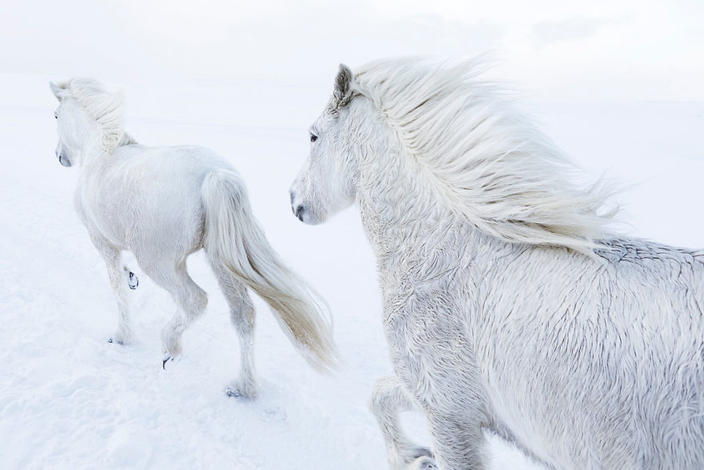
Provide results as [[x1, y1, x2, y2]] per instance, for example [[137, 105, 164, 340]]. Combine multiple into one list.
[[0, 1, 702, 469]]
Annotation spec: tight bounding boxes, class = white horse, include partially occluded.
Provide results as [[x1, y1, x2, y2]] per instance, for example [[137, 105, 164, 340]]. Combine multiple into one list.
[[50, 78, 335, 398], [290, 58, 704, 469]]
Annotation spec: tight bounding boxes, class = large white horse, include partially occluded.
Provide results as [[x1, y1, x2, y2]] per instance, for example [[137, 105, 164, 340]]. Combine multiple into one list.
[[50, 79, 335, 398], [290, 59, 704, 469]]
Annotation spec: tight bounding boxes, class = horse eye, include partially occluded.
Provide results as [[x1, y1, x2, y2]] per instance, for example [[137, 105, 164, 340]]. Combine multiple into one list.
[[310, 134, 318, 143], [54, 112, 58, 119]]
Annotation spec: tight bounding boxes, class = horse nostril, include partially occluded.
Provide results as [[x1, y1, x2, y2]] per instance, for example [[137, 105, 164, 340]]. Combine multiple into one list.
[[295, 204, 305, 221]]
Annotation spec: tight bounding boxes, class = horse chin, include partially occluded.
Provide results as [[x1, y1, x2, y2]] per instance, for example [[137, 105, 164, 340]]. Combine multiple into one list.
[[299, 210, 323, 225]]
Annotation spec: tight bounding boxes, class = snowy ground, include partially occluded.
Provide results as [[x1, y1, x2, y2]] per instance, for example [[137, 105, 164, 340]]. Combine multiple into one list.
[[0, 71, 702, 469]]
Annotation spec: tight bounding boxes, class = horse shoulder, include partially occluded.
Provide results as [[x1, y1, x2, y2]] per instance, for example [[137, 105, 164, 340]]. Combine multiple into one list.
[[381, 271, 482, 414]]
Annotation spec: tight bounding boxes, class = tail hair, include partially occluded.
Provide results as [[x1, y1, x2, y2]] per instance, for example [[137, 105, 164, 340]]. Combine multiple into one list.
[[201, 169, 336, 371]]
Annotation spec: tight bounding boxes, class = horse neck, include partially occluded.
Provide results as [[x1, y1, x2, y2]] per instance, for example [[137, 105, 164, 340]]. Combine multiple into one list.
[[77, 131, 134, 173], [77, 146, 107, 174], [355, 126, 488, 276]]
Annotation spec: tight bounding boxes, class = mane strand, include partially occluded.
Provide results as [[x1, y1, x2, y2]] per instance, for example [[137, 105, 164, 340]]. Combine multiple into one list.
[[59, 78, 136, 153], [352, 58, 617, 256]]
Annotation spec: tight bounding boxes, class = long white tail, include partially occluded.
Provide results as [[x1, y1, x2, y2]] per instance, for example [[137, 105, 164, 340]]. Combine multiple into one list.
[[201, 169, 336, 371]]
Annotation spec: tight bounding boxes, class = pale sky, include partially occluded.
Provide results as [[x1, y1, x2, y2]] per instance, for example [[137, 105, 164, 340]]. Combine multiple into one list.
[[2, 0, 703, 100]]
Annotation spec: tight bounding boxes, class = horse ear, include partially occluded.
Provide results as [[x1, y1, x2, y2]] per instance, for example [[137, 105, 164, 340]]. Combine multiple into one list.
[[333, 64, 353, 105], [49, 81, 68, 101]]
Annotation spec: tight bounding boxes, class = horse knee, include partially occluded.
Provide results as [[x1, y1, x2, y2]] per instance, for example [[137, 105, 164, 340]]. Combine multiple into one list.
[[371, 377, 435, 469], [426, 412, 485, 469], [370, 377, 405, 416], [369, 381, 387, 415], [191, 287, 208, 317]]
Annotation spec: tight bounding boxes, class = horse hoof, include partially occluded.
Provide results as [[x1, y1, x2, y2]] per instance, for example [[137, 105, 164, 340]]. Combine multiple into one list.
[[225, 384, 257, 400], [162, 354, 173, 369], [127, 272, 139, 290], [123, 266, 139, 290]]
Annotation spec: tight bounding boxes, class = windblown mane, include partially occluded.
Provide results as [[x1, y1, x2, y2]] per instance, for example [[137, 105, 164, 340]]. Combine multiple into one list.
[[351, 58, 616, 255], [56, 78, 136, 153]]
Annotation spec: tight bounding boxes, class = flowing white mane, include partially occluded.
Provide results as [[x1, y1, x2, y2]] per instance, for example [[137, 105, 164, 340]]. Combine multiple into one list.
[[352, 58, 616, 255], [54, 78, 135, 153]]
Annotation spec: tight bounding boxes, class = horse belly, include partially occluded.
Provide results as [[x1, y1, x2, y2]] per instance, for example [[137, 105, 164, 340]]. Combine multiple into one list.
[[479, 342, 639, 470], [483, 375, 580, 468], [80, 173, 204, 255]]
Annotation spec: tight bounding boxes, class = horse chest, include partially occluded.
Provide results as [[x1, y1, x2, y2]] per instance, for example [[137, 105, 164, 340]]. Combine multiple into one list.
[[383, 287, 479, 411], [74, 174, 129, 248]]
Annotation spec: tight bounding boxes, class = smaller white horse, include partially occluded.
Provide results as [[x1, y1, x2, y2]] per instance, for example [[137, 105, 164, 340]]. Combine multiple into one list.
[[50, 79, 335, 398]]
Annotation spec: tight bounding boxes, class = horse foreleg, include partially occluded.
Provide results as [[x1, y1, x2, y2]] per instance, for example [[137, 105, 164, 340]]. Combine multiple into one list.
[[425, 409, 486, 470], [91, 238, 134, 345], [370, 376, 437, 469]]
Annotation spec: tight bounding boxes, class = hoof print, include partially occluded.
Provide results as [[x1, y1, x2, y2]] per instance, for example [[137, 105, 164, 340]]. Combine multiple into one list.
[[225, 386, 256, 400]]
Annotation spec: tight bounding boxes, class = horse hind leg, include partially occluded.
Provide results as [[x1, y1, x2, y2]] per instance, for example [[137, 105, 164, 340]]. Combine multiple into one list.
[[140, 257, 207, 366], [209, 260, 258, 399], [370, 376, 437, 469]]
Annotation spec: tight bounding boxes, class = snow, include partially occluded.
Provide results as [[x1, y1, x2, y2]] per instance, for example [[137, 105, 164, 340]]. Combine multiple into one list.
[[0, 69, 702, 470]]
